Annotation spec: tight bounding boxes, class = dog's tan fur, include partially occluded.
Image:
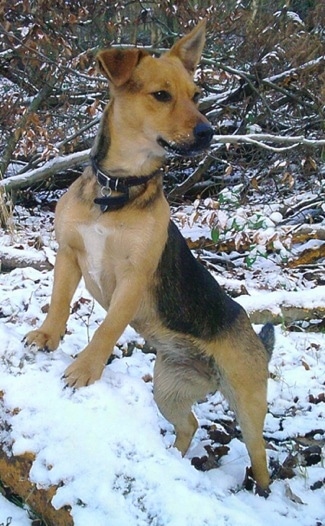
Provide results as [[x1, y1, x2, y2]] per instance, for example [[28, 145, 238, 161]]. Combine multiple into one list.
[[25, 21, 273, 492]]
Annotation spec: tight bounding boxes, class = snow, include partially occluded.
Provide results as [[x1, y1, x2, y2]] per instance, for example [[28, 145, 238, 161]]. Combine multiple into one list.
[[0, 495, 32, 526], [0, 208, 324, 526], [238, 286, 325, 312]]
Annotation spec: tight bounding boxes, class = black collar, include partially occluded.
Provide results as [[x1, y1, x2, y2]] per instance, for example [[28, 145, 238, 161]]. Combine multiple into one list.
[[91, 158, 162, 212]]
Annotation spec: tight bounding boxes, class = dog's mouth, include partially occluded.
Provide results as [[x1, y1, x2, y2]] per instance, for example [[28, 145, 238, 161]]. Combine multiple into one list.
[[157, 124, 214, 158], [157, 138, 190, 157], [157, 137, 207, 157]]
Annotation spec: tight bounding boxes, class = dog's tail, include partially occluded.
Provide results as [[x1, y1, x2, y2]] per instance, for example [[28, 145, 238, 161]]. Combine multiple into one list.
[[259, 323, 275, 361]]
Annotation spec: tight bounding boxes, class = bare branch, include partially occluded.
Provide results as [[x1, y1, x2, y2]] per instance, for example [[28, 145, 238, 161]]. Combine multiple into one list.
[[0, 77, 59, 178], [211, 134, 325, 150], [1, 132, 323, 197], [0, 149, 90, 193]]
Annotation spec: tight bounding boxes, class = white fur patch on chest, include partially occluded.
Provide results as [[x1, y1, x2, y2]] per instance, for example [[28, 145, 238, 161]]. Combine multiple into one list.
[[78, 223, 110, 289]]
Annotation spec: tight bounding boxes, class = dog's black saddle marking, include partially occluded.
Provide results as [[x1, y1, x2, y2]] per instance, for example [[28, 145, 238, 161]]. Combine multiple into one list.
[[156, 220, 242, 339]]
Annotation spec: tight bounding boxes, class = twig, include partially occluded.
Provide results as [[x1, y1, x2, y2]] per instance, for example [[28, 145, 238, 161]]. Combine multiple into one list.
[[17, 117, 100, 176], [243, 138, 299, 152], [2, 131, 323, 195], [0, 23, 96, 82]]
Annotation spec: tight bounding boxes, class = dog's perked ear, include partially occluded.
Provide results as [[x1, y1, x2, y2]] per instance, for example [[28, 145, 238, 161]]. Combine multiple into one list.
[[96, 48, 148, 87], [165, 19, 206, 74]]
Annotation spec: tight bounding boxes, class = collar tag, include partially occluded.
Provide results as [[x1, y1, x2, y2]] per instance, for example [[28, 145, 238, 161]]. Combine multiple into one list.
[[100, 186, 112, 198]]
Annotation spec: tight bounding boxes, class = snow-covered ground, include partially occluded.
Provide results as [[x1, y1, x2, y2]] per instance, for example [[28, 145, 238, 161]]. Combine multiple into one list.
[[0, 201, 324, 526]]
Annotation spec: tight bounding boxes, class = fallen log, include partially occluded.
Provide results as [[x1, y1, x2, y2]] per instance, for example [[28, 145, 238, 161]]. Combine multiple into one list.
[[238, 287, 325, 326], [0, 395, 73, 526], [287, 243, 325, 268], [0, 246, 53, 272], [0, 450, 73, 526], [247, 305, 325, 325]]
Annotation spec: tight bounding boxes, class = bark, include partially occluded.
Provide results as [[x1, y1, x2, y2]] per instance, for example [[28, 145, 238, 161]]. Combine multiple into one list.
[[0, 149, 90, 193], [0, 246, 53, 272], [0, 392, 73, 525], [0, 450, 73, 526], [168, 154, 216, 199], [287, 243, 325, 268]]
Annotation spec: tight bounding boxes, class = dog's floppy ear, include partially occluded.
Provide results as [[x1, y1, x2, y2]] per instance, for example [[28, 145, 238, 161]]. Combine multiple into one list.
[[96, 48, 148, 87], [166, 19, 206, 74]]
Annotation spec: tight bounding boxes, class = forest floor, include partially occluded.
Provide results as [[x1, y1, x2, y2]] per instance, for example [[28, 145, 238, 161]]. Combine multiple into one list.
[[0, 172, 324, 526]]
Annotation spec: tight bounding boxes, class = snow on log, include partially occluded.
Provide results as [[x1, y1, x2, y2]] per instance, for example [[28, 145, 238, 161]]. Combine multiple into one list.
[[238, 286, 325, 325], [0, 395, 73, 526], [0, 149, 91, 193], [0, 245, 53, 272]]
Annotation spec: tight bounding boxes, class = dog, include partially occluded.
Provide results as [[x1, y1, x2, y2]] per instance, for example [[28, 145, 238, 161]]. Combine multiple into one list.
[[25, 20, 274, 493]]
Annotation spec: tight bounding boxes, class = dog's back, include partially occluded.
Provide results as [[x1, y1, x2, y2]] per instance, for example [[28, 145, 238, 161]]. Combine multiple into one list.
[[155, 220, 243, 338]]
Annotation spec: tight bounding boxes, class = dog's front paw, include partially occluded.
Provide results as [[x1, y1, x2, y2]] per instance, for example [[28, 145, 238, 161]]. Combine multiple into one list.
[[63, 350, 105, 388], [23, 329, 61, 352]]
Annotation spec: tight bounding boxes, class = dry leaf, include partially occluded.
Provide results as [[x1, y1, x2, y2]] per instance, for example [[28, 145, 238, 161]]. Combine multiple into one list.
[[285, 482, 306, 505]]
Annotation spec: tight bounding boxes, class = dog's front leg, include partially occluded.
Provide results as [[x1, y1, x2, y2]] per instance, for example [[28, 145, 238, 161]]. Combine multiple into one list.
[[25, 246, 82, 351], [63, 273, 146, 388]]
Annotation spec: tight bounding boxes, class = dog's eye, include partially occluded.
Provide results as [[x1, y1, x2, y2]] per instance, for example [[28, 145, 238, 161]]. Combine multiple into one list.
[[152, 90, 172, 102], [193, 92, 201, 104]]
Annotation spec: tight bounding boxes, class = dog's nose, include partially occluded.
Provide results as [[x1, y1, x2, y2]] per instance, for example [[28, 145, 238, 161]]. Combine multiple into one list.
[[193, 123, 214, 148]]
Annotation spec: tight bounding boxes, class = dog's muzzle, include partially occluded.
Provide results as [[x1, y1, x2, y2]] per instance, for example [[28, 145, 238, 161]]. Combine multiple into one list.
[[158, 123, 214, 157]]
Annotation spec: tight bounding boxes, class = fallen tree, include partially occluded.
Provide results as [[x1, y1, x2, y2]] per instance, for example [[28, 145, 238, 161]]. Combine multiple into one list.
[[0, 149, 90, 193], [237, 286, 325, 326], [0, 245, 53, 272], [0, 450, 73, 526], [0, 393, 73, 526]]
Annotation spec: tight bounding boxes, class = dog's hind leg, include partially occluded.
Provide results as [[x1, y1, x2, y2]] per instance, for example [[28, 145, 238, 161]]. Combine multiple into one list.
[[222, 375, 270, 492], [153, 351, 214, 455], [216, 335, 270, 491]]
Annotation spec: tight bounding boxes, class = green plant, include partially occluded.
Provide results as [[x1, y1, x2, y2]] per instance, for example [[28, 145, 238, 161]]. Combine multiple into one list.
[[211, 227, 220, 243]]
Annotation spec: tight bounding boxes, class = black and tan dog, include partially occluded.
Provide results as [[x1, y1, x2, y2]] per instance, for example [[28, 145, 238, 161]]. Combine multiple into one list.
[[25, 21, 274, 492]]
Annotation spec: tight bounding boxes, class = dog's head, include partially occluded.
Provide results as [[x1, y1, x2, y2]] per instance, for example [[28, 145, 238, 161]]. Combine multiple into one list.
[[96, 21, 213, 166]]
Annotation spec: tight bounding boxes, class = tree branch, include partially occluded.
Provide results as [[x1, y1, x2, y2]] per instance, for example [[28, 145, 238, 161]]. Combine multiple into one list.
[[1, 132, 324, 196], [211, 134, 325, 149], [166, 133, 325, 198], [0, 149, 90, 193], [0, 77, 59, 178]]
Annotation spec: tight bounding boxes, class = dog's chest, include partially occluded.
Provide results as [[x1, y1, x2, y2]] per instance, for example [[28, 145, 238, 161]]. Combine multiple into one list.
[[77, 223, 115, 296]]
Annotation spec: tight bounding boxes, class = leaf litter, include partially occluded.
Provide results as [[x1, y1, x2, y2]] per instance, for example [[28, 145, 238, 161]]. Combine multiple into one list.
[[0, 180, 324, 526]]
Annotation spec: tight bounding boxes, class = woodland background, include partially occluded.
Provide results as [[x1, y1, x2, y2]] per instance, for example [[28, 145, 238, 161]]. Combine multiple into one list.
[[0, 0, 324, 209], [0, 0, 324, 288]]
